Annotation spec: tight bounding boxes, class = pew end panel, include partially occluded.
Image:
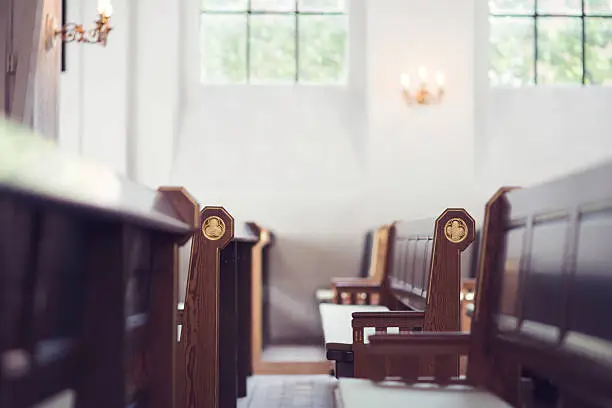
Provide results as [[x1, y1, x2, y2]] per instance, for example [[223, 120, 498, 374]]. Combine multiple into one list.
[[157, 186, 201, 244], [176, 206, 234, 408]]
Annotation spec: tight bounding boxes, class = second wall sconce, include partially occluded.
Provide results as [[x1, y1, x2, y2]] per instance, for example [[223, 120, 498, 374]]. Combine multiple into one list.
[[400, 66, 445, 105]]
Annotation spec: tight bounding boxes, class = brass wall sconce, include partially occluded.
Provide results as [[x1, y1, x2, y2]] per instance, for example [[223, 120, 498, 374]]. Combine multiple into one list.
[[400, 66, 445, 105], [45, 0, 113, 50]]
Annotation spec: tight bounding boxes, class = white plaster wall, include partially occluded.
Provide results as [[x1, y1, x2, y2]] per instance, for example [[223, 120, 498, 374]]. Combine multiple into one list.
[[364, 0, 483, 224], [58, 0, 130, 174], [58, 0, 179, 188]]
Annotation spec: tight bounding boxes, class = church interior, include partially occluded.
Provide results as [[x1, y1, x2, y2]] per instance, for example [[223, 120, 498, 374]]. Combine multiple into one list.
[[1, 0, 612, 407]]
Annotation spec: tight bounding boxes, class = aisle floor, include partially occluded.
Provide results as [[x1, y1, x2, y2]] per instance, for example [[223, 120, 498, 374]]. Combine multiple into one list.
[[238, 375, 336, 408]]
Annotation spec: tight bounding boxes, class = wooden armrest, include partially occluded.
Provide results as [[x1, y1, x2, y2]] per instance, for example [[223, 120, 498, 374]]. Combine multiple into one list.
[[326, 342, 353, 352], [368, 332, 471, 356], [331, 276, 376, 284], [333, 282, 381, 305], [352, 311, 425, 329], [334, 282, 381, 290]]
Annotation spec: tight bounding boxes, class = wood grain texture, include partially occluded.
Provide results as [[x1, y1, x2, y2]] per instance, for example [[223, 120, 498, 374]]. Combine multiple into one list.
[[147, 236, 179, 408], [10, 0, 60, 138], [157, 187, 200, 243], [177, 206, 234, 408]]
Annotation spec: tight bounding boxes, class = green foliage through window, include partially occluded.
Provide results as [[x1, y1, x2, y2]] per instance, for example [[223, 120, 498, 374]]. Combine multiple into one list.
[[200, 0, 349, 84], [489, 0, 612, 86]]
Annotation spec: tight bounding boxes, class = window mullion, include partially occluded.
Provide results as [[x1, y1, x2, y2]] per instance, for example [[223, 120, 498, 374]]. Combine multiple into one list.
[[581, 0, 586, 84], [295, 0, 299, 83], [246, 0, 252, 84], [534, 0, 538, 85]]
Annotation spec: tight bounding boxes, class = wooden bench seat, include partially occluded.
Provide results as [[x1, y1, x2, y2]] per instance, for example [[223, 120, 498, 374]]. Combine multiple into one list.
[[324, 209, 475, 379], [335, 378, 511, 408], [333, 161, 612, 408]]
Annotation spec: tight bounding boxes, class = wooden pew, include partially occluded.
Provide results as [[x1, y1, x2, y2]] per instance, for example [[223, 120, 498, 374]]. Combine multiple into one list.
[[315, 229, 378, 303], [334, 163, 612, 407], [0, 124, 197, 408], [323, 209, 475, 379]]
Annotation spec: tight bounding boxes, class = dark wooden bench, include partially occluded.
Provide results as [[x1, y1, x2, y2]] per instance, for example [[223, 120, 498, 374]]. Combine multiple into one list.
[[323, 209, 475, 379], [335, 163, 612, 407], [0, 127, 197, 408], [176, 209, 261, 408], [315, 229, 378, 304]]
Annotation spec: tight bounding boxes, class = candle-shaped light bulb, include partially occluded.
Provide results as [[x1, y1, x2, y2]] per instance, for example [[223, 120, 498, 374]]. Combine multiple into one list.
[[435, 71, 445, 87], [98, 0, 113, 17], [418, 66, 429, 82], [400, 73, 411, 90]]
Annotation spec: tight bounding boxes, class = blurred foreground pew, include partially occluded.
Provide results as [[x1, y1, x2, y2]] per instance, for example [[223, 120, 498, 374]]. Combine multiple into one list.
[[0, 120, 198, 408]]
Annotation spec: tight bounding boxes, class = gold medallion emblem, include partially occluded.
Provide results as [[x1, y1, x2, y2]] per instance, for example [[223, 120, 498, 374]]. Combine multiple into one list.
[[202, 216, 225, 241], [444, 218, 468, 244]]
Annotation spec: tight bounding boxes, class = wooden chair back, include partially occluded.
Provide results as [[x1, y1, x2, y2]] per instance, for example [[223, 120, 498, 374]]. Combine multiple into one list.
[[470, 165, 612, 405]]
